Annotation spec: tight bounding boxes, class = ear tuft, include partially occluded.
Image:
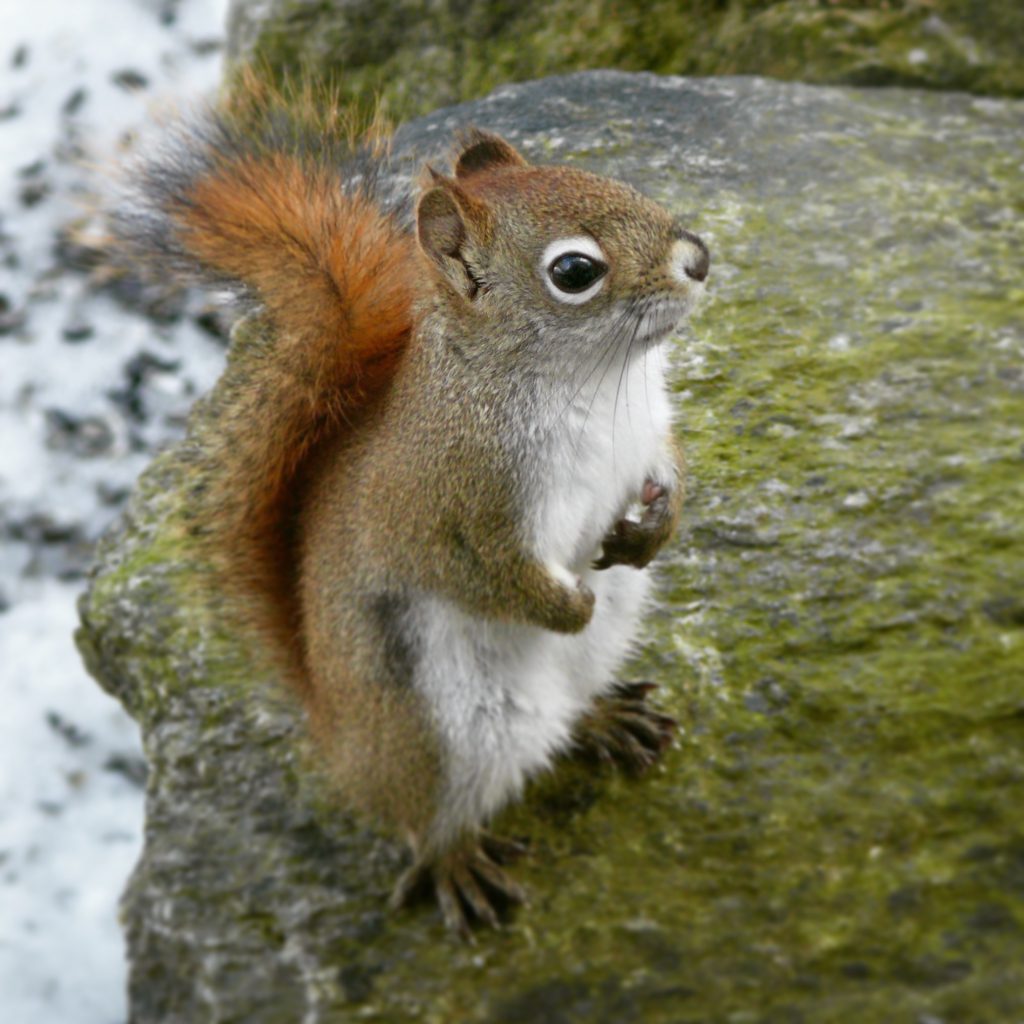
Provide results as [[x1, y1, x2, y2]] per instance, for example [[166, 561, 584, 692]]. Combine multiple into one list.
[[454, 129, 529, 179]]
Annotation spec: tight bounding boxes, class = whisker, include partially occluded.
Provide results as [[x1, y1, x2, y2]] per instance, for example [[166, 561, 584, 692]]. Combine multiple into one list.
[[564, 310, 631, 467], [610, 299, 645, 481], [538, 298, 638, 457]]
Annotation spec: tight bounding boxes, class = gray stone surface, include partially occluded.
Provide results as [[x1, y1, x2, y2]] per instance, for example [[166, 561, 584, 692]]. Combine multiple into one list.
[[78, 73, 1024, 1022]]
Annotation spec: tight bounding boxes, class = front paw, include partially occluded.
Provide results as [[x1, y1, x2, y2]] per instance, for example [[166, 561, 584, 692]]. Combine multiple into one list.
[[593, 480, 673, 570], [551, 576, 596, 633]]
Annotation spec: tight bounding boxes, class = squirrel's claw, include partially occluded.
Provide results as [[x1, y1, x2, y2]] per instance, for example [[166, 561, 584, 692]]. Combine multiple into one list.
[[572, 680, 678, 776], [389, 860, 432, 911], [609, 680, 659, 701], [480, 830, 529, 864], [390, 836, 528, 942]]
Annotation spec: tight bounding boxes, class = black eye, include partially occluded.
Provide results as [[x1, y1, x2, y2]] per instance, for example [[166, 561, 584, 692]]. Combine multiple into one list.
[[548, 253, 607, 293]]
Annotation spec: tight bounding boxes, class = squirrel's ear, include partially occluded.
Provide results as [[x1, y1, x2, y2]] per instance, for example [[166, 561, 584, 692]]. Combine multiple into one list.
[[418, 187, 465, 260], [415, 187, 464, 262], [454, 129, 529, 179], [417, 179, 490, 298]]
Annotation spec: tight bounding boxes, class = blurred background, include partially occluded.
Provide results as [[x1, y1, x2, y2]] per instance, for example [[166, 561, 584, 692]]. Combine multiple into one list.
[[0, 2, 1019, 1022], [1, 4, 228, 1022], [227, 0, 1024, 118]]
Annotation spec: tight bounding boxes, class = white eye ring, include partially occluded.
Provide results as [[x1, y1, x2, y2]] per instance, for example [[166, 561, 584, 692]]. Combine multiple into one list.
[[540, 236, 608, 305]]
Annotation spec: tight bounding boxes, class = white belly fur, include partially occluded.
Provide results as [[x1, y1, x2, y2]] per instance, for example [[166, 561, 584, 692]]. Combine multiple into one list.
[[414, 346, 673, 849]]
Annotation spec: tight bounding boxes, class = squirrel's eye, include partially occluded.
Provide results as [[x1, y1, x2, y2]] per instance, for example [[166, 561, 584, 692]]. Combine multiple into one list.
[[540, 237, 609, 304], [548, 253, 607, 294]]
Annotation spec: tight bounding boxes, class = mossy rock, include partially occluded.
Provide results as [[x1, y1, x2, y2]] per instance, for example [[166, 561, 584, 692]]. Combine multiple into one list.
[[77, 72, 1024, 1022], [226, 0, 1024, 120]]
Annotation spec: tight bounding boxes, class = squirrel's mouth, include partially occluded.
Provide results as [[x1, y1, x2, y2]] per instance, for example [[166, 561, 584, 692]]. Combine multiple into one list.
[[631, 294, 699, 348]]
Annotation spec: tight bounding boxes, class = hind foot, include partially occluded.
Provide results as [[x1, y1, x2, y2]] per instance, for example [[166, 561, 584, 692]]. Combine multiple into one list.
[[389, 831, 528, 942], [573, 681, 677, 775]]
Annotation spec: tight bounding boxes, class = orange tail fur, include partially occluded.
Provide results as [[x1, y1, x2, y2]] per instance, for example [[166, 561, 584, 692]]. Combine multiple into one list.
[[114, 85, 420, 690]]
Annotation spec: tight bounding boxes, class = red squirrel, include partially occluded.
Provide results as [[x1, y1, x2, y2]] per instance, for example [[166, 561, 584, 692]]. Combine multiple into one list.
[[115, 82, 710, 939]]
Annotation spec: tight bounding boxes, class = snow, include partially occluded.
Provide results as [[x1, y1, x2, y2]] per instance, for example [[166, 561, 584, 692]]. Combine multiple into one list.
[[0, 584, 143, 1022], [0, 2, 231, 1021]]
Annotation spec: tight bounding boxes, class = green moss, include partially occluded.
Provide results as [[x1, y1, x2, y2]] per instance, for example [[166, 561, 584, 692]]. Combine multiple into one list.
[[234, 0, 1024, 122]]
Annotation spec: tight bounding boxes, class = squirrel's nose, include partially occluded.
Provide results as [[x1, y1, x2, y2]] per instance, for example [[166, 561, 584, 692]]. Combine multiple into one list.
[[669, 222, 710, 283]]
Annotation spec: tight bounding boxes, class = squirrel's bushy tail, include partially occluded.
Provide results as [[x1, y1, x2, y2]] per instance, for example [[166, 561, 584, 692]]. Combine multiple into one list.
[[115, 80, 420, 691]]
